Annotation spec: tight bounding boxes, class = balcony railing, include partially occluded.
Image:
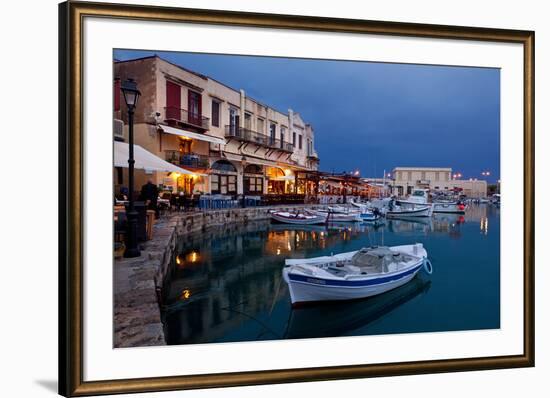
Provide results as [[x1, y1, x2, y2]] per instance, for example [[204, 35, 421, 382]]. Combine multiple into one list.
[[224, 125, 294, 152], [164, 107, 210, 130], [165, 150, 209, 169]]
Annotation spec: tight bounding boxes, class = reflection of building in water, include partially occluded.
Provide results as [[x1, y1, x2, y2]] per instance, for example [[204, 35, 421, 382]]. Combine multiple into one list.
[[161, 221, 368, 344], [387, 219, 433, 235], [388, 215, 466, 239], [480, 217, 489, 235], [463, 204, 488, 222]]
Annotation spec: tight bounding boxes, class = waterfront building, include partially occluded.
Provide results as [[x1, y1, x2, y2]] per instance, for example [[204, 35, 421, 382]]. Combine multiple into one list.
[[113, 55, 319, 199], [390, 167, 487, 198]]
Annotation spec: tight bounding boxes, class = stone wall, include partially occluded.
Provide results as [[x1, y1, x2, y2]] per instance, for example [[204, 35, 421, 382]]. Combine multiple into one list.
[[113, 205, 323, 347]]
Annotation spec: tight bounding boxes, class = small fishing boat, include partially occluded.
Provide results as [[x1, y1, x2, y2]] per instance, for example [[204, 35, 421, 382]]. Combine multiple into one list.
[[359, 210, 381, 222], [397, 189, 466, 215], [283, 244, 432, 304], [312, 209, 362, 222], [433, 201, 466, 214], [384, 203, 433, 218], [271, 211, 327, 225]]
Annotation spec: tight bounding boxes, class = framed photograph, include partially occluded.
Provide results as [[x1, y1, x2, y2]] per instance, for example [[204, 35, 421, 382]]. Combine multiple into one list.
[[59, 1, 534, 396]]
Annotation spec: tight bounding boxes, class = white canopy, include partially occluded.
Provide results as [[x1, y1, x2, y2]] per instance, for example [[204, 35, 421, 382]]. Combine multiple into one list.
[[114, 141, 200, 175], [158, 124, 226, 146], [223, 152, 279, 167]]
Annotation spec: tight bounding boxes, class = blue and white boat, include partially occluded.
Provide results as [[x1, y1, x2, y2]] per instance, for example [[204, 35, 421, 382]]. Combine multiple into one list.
[[283, 244, 432, 305], [359, 210, 381, 222]]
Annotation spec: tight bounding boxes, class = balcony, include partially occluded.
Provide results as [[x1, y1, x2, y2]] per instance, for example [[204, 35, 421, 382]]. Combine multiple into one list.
[[164, 107, 210, 131], [165, 150, 209, 169], [307, 150, 319, 160], [224, 125, 294, 153]]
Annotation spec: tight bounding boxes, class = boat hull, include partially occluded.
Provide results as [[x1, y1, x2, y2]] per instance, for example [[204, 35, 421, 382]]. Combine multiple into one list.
[[271, 212, 327, 225], [386, 206, 432, 217], [433, 203, 466, 214], [313, 210, 362, 222], [283, 263, 423, 304]]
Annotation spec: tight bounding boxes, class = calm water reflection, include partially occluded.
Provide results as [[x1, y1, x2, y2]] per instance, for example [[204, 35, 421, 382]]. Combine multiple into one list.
[[161, 204, 500, 345]]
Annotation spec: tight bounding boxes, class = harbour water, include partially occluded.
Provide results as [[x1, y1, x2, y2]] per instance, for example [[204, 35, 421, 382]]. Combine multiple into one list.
[[160, 204, 500, 345]]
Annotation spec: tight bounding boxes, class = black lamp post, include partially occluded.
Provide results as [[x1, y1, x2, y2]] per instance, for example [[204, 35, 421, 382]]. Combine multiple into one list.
[[121, 78, 142, 258]]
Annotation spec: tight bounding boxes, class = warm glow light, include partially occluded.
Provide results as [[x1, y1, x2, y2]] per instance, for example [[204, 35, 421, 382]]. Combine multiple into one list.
[[172, 172, 181, 179], [187, 251, 199, 263], [180, 289, 191, 300], [276, 248, 281, 255], [284, 169, 292, 176], [175, 256, 182, 265]]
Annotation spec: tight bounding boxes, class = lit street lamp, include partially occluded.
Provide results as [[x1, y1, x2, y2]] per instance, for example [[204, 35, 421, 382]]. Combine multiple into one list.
[[121, 78, 142, 258]]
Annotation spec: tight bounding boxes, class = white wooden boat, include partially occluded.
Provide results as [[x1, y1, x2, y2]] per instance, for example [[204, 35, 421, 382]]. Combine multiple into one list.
[[283, 244, 432, 304], [433, 201, 466, 214], [271, 211, 327, 225], [312, 209, 362, 222], [385, 203, 433, 217]]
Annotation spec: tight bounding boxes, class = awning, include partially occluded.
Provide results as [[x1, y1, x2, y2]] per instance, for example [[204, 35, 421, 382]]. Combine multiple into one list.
[[270, 175, 295, 181], [222, 152, 278, 167], [158, 124, 226, 146], [114, 141, 204, 176]]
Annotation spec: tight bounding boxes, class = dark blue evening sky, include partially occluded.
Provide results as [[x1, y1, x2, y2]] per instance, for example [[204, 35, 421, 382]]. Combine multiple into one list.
[[115, 49, 500, 183]]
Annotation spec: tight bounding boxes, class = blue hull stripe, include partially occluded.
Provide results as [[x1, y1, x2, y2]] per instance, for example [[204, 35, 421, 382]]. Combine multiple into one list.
[[288, 263, 423, 287]]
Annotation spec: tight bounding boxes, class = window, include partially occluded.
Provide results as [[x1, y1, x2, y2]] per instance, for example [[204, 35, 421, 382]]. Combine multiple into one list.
[[188, 91, 202, 124], [211, 100, 220, 127], [114, 79, 120, 111], [244, 176, 263, 194], [210, 174, 237, 195], [293, 132, 296, 146], [211, 160, 237, 173], [244, 164, 263, 174], [228, 175, 237, 193], [299, 134, 303, 149], [257, 118, 264, 134], [211, 174, 219, 192], [280, 127, 286, 148], [244, 113, 252, 130], [229, 109, 239, 134], [269, 123, 276, 144]]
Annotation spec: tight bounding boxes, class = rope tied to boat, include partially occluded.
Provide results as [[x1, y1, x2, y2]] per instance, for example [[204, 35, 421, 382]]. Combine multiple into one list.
[[423, 257, 433, 275]]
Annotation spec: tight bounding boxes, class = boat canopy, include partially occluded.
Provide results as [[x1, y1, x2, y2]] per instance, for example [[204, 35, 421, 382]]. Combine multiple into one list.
[[351, 247, 409, 272]]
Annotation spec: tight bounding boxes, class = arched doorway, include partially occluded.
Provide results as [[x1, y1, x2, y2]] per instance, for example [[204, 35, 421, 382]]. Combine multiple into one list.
[[210, 160, 238, 195], [266, 166, 293, 194]]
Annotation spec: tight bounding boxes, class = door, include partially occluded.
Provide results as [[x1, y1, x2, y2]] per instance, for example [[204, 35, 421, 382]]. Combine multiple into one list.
[[229, 109, 240, 136], [166, 81, 181, 120], [188, 90, 202, 126]]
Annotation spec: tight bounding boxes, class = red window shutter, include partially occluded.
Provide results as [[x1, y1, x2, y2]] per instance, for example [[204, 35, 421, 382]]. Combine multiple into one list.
[[114, 79, 120, 111], [166, 81, 181, 120]]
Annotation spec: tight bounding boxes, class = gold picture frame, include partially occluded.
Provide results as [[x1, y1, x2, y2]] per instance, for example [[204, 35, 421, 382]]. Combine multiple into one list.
[[59, 1, 535, 396]]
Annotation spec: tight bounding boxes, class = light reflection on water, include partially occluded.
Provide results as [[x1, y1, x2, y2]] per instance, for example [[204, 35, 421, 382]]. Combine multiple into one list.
[[161, 204, 500, 345]]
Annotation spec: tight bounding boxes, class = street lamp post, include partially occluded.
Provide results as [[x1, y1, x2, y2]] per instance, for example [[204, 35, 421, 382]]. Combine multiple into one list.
[[121, 78, 142, 258]]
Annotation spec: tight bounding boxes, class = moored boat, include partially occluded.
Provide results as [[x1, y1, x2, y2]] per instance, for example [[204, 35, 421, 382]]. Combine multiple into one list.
[[271, 211, 327, 225], [385, 203, 433, 217], [312, 209, 362, 222], [359, 210, 381, 222], [283, 244, 432, 304], [433, 201, 466, 214]]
